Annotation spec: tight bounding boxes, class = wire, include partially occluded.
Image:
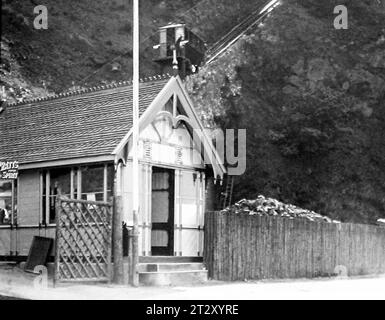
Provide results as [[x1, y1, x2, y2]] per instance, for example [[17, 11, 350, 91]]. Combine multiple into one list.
[[206, 0, 280, 64]]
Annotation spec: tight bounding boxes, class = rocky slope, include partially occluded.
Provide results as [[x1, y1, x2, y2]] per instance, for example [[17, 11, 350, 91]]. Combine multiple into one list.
[[187, 0, 385, 224], [1, 0, 261, 103]]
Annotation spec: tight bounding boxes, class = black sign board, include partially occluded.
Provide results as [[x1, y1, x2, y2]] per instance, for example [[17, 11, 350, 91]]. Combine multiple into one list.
[[24, 236, 53, 273], [0, 161, 19, 180]]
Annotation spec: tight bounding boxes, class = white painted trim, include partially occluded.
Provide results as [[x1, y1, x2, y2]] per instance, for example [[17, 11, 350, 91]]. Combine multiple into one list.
[[19, 155, 115, 170], [70, 169, 75, 199], [113, 76, 226, 178], [45, 171, 50, 225], [103, 164, 108, 202], [174, 77, 226, 178], [130, 158, 205, 171], [77, 169, 82, 200], [173, 93, 177, 118], [113, 77, 177, 155], [39, 172, 44, 225]]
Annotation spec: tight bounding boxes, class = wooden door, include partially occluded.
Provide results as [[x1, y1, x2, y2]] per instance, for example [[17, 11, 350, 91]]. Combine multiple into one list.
[[175, 170, 205, 257], [151, 167, 175, 256]]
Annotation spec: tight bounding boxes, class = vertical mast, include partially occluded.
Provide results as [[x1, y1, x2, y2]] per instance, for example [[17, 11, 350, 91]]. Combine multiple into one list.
[[131, 0, 140, 287]]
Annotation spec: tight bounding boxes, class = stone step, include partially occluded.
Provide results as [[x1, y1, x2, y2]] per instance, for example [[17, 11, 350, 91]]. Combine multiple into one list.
[[139, 256, 203, 263], [139, 270, 208, 286], [138, 262, 206, 273]]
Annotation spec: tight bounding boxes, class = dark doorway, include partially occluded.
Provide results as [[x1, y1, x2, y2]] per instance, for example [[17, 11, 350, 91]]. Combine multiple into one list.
[[151, 167, 175, 256]]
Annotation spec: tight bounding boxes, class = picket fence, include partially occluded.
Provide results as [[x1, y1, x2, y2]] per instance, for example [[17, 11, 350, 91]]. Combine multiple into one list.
[[204, 212, 385, 281]]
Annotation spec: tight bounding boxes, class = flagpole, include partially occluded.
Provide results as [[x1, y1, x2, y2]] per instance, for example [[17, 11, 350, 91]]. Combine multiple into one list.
[[131, 0, 140, 287]]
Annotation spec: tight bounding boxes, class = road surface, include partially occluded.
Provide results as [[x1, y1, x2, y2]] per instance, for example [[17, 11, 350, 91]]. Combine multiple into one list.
[[1, 274, 384, 300]]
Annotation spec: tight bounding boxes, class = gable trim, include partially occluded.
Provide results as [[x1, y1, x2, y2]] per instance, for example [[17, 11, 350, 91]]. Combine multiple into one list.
[[112, 76, 226, 179], [112, 77, 177, 156], [174, 77, 226, 179]]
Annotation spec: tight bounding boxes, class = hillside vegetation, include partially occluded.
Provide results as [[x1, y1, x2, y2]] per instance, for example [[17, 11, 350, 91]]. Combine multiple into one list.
[[187, 0, 385, 224], [1, 0, 261, 102]]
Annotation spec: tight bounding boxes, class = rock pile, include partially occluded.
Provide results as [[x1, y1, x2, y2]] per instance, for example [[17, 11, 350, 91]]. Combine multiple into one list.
[[222, 195, 339, 224]]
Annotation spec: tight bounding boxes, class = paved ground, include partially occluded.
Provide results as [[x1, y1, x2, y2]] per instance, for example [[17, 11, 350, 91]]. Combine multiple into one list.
[[0, 264, 384, 300]]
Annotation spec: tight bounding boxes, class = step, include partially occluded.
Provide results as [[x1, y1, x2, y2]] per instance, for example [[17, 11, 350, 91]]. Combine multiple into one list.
[[139, 256, 203, 263], [138, 262, 206, 273], [139, 270, 208, 287]]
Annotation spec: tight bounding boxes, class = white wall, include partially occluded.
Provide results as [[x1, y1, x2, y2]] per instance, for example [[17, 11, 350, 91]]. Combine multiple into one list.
[[122, 115, 207, 256]]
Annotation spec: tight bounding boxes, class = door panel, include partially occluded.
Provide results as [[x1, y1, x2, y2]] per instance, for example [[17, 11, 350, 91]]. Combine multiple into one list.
[[151, 168, 174, 256], [181, 230, 199, 257], [152, 192, 170, 223], [175, 170, 205, 257]]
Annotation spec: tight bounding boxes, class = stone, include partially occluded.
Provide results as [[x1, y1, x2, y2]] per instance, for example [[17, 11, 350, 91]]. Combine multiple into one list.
[[222, 195, 338, 224]]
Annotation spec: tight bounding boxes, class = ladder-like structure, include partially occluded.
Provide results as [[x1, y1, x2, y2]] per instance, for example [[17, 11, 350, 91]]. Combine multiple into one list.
[[205, 0, 280, 64], [221, 175, 235, 209]]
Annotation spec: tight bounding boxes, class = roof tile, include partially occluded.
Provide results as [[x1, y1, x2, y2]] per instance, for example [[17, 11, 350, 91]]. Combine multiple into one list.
[[0, 78, 170, 164]]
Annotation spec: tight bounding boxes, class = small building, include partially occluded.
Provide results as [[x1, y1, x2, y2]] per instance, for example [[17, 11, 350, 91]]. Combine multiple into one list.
[[153, 23, 206, 77], [0, 74, 225, 261]]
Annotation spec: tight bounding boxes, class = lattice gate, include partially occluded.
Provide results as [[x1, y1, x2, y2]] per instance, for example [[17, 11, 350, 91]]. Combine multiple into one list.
[[54, 197, 113, 285]]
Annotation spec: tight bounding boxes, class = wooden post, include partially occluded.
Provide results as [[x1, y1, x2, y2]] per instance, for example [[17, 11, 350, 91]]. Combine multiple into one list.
[[53, 196, 62, 287], [103, 164, 108, 202], [45, 171, 50, 225], [11, 180, 15, 225], [77, 168, 82, 200], [70, 169, 75, 199], [112, 162, 124, 284]]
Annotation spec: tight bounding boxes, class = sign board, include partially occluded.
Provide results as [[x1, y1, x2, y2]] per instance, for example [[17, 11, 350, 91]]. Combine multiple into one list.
[[0, 161, 19, 180], [25, 236, 54, 273]]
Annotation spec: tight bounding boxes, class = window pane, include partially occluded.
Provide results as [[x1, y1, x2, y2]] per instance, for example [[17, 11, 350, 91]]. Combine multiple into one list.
[[49, 168, 71, 223], [107, 165, 114, 192], [81, 165, 104, 201], [51, 168, 71, 196], [0, 180, 16, 225]]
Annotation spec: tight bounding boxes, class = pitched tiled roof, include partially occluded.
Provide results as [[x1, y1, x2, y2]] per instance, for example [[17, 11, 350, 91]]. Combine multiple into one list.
[[0, 76, 171, 165]]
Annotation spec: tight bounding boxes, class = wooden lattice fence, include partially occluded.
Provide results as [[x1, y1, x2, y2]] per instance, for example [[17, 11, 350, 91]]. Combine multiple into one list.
[[54, 197, 113, 285]]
